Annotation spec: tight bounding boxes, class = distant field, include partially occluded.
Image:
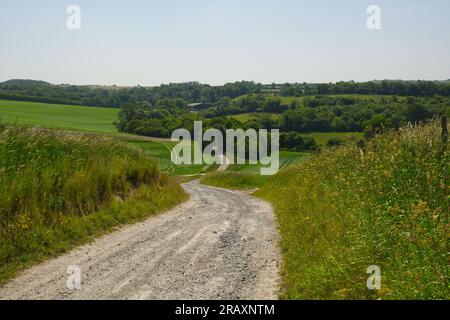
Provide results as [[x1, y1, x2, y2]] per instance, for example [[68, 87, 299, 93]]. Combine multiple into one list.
[[0, 100, 228, 176], [201, 151, 310, 190], [0, 99, 206, 174], [128, 140, 174, 171], [129, 140, 309, 176], [227, 112, 282, 122], [301, 132, 364, 145], [0, 99, 360, 174], [227, 151, 309, 174], [0, 99, 119, 133], [129, 140, 214, 176]]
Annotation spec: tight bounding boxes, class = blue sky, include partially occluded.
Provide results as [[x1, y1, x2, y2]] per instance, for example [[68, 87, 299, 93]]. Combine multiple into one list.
[[1, 0, 449, 85]]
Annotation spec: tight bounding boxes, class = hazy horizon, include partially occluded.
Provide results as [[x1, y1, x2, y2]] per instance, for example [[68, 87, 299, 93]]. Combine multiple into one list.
[[1, 0, 450, 86], [3, 78, 450, 88]]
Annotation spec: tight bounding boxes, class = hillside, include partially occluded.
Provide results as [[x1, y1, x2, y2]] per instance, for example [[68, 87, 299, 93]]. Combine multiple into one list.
[[255, 120, 449, 299], [0, 126, 187, 282], [0, 99, 119, 133]]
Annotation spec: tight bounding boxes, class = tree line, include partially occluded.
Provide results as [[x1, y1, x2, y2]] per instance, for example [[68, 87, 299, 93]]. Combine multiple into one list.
[[115, 94, 449, 151], [1, 79, 450, 109], [280, 80, 450, 97], [2, 79, 449, 151], [0, 80, 262, 108]]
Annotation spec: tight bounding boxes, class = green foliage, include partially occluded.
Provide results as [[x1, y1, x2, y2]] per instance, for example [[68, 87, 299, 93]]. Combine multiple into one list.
[[405, 101, 430, 122], [326, 137, 345, 147], [256, 120, 449, 299], [279, 80, 450, 97], [280, 132, 317, 151], [282, 95, 445, 133], [0, 126, 187, 282], [115, 92, 447, 152], [363, 114, 393, 139], [0, 80, 262, 108]]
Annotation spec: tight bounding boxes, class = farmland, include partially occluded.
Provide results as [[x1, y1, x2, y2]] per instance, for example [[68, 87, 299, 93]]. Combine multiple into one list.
[[0, 99, 319, 174], [0, 100, 211, 175], [0, 99, 365, 148], [300, 131, 363, 145], [0, 99, 119, 133]]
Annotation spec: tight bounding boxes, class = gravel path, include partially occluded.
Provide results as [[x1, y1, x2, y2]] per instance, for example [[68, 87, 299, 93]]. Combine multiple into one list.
[[0, 180, 281, 300]]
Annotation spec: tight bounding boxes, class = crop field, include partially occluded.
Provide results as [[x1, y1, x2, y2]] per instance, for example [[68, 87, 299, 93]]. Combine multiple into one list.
[[0, 100, 119, 133], [0, 100, 208, 175], [0, 99, 354, 175]]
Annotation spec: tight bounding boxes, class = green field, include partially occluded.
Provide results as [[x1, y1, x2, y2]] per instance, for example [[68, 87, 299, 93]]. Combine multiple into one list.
[[0, 100, 119, 133], [128, 140, 210, 176], [226, 151, 309, 174], [0, 99, 325, 175], [300, 131, 364, 145], [279, 96, 305, 104], [227, 112, 282, 122], [201, 151, 310, 190], [0, 99, 209, 175]]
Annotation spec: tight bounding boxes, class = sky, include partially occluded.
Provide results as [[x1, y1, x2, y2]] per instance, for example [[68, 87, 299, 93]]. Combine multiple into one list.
[[1, 0, 449, 86]]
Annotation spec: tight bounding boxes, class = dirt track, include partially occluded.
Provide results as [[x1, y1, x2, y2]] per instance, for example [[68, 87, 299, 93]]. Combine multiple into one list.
[[0, 180, 280, 300]]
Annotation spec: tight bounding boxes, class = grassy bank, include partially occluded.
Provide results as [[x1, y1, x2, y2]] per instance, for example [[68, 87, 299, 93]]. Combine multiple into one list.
[[201, 171, 268, 190], [256, 120, 449, 299], [0, 126, 187, 282]]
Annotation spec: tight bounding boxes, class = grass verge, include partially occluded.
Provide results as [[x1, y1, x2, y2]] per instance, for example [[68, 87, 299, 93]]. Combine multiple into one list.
[[200, 171, 268, 190], [255, 120, 449, 299], [0, 125, 187, 283]]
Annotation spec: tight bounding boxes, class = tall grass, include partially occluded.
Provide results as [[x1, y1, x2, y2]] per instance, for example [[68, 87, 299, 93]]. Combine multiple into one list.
[[256, 120, 449, 299], [0, 125, 186, 282]]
